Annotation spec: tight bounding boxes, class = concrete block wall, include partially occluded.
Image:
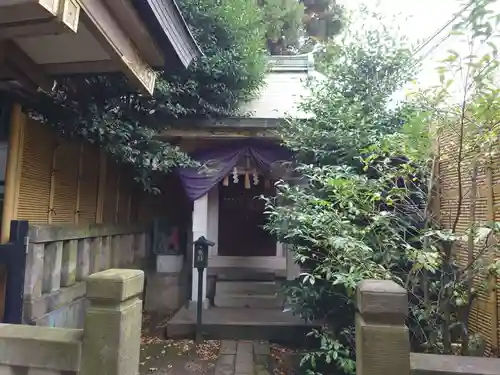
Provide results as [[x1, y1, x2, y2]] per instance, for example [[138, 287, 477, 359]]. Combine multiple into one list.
[[144, 254, 189, 312], [0, 269, 144, 375], [23, 224, 149, 327]]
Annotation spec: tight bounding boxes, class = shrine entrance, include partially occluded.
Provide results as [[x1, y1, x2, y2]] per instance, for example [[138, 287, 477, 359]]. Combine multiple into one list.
[[218, 177, 276, 257], [183, 140, 296, 307]]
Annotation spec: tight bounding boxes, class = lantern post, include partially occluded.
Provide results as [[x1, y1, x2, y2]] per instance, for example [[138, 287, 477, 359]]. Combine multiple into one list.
[[193, 236, 214, 343]]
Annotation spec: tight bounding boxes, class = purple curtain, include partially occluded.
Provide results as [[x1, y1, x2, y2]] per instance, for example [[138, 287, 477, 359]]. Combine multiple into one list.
[[177, 140, 291, 201]]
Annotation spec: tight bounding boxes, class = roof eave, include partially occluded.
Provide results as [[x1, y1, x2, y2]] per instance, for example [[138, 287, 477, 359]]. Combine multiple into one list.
[[131, 0, 202, 69]]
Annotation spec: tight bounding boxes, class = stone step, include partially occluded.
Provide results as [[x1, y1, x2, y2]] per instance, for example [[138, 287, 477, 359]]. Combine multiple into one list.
[[216, 281, 280, 296], [214, 293, 283, 309], [211, 267, 285, 281], [166, 306, 321, 343]]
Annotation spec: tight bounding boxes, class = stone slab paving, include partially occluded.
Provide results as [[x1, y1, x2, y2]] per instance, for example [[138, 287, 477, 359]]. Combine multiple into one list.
[[215, 340, 271, 375], [220, 340, 237, 355]]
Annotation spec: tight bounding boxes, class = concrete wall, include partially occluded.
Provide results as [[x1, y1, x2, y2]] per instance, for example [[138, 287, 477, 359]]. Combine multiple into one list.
[[23, 224, 149, 327], [145, 270, 189, 312], [144, 254, 189, 312]]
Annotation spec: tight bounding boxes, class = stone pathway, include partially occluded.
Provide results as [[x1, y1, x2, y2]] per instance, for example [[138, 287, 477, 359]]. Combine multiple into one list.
[[140, 340, 220, 375], [140, 312, 272, 374], [139, 338, 271, 375], [215, 340, 270, 375]]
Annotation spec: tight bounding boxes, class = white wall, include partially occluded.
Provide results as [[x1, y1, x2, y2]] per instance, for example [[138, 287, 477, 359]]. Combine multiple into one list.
[[191, 194, 208, 303], [207, 184, 219, 256]]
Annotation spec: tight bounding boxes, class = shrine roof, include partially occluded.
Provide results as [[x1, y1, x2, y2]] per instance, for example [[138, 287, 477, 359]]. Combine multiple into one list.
[[157, 54, 326, 138], [237, 54, 325, 120]]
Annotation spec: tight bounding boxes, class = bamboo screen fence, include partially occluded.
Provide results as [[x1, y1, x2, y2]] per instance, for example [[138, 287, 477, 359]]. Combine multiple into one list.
[[13, 118, 169, 227], [437, 123, 499, 356]]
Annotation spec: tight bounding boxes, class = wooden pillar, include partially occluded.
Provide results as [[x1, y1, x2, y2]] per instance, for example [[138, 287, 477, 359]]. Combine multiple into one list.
[[0, 103, 26, 320], [2, 104, 25, 244], [96, 151, 107, 224]]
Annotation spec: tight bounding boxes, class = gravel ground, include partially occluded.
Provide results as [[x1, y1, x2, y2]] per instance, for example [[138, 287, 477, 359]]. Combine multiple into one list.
[[140, 311, 220, 375]]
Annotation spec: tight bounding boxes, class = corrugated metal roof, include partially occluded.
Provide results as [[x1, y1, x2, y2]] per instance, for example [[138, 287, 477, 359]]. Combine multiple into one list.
[[238, 54, 325, 120]]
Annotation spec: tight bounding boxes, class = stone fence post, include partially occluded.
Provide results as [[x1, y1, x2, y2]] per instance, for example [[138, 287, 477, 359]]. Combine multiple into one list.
[[356, 280, 410, 375], [81, 269, 144, 375]]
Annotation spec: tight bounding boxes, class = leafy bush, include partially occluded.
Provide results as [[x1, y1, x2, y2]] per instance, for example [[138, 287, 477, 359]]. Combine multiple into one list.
[[260, 0, 344, 55], [160, 0, 267, 119], [278, 7, 416, 166], [267, 2, 500, 373], [264, 6, 428, 374], [266, 125, 430, 374]]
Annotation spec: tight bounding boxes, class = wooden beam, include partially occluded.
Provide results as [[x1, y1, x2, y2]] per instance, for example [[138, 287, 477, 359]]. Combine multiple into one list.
[[0, 55, 37, 92], [0, 19, 63, 40], [0, 60, 121, 80], [158, 129, 275, 139], [1, 103, 25, 244], [57, 0, 80, 32], [103, 0, 164, 66], [0, 67, 38, 92], [0, 0, 157, 95], [2, 40, 55, 93], [0, 0, 80, 33], [171, 118, 282, 129], [43, 60, 118, 75], [0, 19, 69, 40], [10, 112, 25, 225], [78, 0, 156, 94], [0, 0, 60, 24]]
